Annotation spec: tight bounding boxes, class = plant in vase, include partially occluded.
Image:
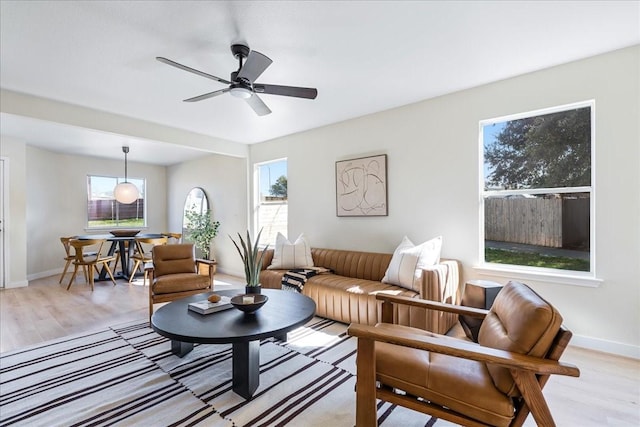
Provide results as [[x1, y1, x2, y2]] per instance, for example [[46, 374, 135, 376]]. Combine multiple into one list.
[[184, 209, 220, 260], [230, 229, 268, 294]]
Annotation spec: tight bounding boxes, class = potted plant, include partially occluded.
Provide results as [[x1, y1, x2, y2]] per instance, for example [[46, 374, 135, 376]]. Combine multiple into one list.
[[230, 229, 268, 294], [184, 209, 220, 260]]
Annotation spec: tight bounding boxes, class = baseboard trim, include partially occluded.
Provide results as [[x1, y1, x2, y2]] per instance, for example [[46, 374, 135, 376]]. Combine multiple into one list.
[[28, 268, 63, 282], [5, 279, 29, 288], [571, 334, 640, 359]]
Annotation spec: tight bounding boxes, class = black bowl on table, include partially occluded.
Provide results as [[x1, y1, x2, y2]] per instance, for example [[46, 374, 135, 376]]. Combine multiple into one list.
[[109, 230, 141, 237], [230, 294, 268, 314]]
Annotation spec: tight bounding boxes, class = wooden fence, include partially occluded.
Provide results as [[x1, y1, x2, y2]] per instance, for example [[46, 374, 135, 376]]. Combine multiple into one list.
[[88, 199, 144, 221], [485, 197, 589, 249]]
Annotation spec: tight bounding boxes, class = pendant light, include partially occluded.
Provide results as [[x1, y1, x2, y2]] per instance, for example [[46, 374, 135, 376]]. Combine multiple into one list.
[[113, 146, 139, 204]]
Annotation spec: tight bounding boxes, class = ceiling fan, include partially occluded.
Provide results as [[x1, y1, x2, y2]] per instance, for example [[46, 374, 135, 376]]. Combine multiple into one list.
[[157, 44, 318, 116]]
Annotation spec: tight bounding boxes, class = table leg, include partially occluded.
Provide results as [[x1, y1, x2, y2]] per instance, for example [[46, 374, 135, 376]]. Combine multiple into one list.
[[171, 340, 194, 357], [232, 340, 260, 399], [119, 241, 129, 277], [274, 332, 287, 342]]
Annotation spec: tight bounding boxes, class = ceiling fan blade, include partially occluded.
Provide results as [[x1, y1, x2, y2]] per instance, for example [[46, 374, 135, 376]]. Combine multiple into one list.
[[183, 88, 230, 102], [156, 57, 231, 85], [254, 84, 318, 99], [237, 51, 272, 83], [245, 94, 271, 116]]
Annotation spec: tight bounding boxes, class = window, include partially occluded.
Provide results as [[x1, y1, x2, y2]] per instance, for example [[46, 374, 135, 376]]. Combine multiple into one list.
[[87, 175, 146, 229], [480, 102, 593, 274], [255, 159, 287, 246]]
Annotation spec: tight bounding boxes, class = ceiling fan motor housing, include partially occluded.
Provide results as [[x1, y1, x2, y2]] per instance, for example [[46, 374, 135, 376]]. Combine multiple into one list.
[[231, 44, 250, 59]]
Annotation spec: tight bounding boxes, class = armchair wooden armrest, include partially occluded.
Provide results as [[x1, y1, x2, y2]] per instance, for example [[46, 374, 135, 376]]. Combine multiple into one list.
[[195, 258, 217, 280], [375, 293, 488, 324], [347, 323, 579, 377]]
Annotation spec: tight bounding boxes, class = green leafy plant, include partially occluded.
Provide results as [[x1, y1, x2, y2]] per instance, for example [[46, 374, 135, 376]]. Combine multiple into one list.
[[230, 229, 269, 287], [184, 209, 220, 260]]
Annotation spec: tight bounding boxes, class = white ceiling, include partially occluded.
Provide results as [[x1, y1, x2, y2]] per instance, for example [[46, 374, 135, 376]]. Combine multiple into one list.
[[1, 1, 639, 165]]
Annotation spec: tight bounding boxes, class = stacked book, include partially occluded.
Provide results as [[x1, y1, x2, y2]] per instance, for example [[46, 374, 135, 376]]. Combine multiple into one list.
[[188, 296, 233, 315]]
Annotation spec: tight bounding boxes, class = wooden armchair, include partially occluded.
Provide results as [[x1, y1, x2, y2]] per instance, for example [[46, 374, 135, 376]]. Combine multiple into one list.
[[347, 281, 580, 427], [146, 243, 216, 317]]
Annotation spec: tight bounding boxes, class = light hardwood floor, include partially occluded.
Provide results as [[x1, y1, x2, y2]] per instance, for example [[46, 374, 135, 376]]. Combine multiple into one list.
[[1, 274, 638, 426]]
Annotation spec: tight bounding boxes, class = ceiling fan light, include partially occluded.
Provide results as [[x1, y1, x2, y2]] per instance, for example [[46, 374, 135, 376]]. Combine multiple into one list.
[[114, 181, 139, 204], [230, 86, 253, 99]]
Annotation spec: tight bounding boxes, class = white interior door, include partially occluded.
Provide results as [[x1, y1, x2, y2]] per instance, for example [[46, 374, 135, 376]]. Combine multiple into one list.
[[0, 158, 5, 288]]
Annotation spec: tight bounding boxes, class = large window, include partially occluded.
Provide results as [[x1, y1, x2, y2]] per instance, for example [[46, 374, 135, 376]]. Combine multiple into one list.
[[481, 102, 593, 274], [255, 159, 287, 246], [87, 175, 146, 229]]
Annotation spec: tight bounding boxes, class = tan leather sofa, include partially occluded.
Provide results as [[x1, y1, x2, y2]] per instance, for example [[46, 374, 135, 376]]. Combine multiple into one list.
[[259, 248, 460, 334]]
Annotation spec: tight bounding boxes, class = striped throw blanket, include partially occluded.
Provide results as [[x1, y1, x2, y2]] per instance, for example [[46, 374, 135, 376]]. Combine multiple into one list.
[[281, 267, 332, 292]]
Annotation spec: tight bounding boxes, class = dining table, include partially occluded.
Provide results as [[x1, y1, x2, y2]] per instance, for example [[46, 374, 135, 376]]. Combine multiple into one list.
[[75, 233, 165, 281]]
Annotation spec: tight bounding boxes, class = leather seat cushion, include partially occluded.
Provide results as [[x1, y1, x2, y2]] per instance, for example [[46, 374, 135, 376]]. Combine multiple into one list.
[[152, 273, 211, 294], [374, 323, 515, 427]]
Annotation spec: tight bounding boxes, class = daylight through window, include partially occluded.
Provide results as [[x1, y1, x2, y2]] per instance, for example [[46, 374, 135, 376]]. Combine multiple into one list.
[[87, 175, 146, 229], [255, 159, 288, 246], [481, 102, 593, 273]]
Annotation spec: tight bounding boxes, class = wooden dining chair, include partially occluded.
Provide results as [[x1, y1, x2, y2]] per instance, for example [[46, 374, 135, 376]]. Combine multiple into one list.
[[129, 236, 168, 285], [67, 238, 117, 290], [162, 232, 183, 243], [59, 236, 96, 284], [59, 236, 77, 284]]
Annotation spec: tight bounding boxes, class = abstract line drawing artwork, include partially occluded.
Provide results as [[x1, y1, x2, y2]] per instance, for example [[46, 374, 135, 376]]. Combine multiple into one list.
[[336, 154, 388, 217]]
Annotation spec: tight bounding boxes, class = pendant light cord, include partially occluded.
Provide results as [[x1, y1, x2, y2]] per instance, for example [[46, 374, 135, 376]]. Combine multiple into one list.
[[122, 146, 129, 182]]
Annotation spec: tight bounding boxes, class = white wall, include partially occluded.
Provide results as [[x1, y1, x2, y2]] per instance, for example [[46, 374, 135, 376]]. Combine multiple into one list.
[[250, 46, 640, 357], [23, 145, 167, 280], [167, 154, 248, 277]]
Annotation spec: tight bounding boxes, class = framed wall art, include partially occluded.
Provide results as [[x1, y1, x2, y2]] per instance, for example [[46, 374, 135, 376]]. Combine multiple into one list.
[[335, 154, 388, 217]]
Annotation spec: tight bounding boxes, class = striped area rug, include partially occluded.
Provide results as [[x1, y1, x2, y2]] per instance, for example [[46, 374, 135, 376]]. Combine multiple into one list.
[[1, 317, 451, 426]]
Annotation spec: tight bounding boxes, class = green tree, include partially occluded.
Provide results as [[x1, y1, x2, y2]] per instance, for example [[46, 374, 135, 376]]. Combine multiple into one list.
[[270, 175, 287, 197], [184, 209, 220, 259], [485, 107, 591, 189]]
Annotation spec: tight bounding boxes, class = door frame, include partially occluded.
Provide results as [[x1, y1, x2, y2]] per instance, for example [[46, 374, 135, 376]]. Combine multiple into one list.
[[0, 156, 8, 288]]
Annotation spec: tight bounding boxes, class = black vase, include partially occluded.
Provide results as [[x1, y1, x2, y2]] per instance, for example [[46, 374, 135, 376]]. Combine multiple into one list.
[[245, 285, 261, 295]]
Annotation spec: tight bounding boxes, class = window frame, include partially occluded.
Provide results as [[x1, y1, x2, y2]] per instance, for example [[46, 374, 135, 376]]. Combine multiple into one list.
[[86, 174, 147, 230], [253, 158, 288, 247], [477, 100, 600, 287]]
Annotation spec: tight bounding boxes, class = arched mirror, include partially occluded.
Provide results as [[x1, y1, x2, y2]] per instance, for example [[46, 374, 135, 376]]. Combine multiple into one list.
[[182, 187, 209, 257]]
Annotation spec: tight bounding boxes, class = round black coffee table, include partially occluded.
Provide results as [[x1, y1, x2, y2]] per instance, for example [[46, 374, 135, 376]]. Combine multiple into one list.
[[151, 288, 316, 399]]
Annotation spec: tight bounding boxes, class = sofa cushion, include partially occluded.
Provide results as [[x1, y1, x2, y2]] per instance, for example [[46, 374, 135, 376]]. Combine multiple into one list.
[[303, 274, 418, 325], [311, 248, 392, 281], [382, 236, 442, 291], [267, 233, 314, 269]]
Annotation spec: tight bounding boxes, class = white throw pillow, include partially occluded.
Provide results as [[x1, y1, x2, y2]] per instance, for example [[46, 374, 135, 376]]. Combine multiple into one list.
[[382, 235, 442, 291], [267, 233, 315, 269]]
